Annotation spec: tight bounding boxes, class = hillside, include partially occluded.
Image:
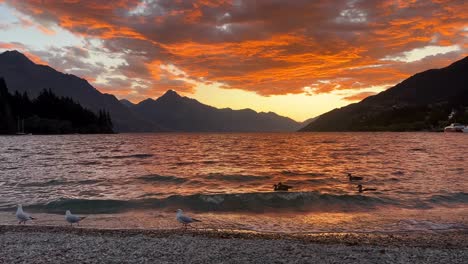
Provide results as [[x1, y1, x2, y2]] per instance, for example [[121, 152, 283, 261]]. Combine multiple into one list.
[[0, 50, 159, 132], [0, 78, 113, 134], [300, 56, 468, 131]]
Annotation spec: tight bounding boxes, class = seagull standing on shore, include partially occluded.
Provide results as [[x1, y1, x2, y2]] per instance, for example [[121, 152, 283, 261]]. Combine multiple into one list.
[[65, 210, 86, 227], [16, 204, 35, 224], [176, 209, 201, 229]]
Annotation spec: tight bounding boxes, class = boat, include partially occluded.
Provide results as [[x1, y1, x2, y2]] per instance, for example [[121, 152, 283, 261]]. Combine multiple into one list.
[[444, 123, 466, 133]]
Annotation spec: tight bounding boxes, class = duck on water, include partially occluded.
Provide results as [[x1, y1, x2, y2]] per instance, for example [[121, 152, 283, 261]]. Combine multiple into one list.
[[273, 182, 292, 191], [357, 184, 377, 193], [348, 173, 363, 181]]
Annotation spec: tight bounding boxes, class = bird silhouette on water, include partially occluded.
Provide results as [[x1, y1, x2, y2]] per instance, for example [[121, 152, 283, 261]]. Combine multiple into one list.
[[273, 182, 292, 191], [348, 173, 363, 181], [357, 184, 377, 193]]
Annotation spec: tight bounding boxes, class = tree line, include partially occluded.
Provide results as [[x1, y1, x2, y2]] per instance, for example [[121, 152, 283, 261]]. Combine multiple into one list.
[[0, 77, 113, 134]]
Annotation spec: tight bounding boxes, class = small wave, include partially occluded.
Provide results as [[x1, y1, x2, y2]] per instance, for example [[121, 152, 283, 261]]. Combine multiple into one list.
[[3, 167, 19, 171], [398, 219, 467, 231], [77, 160, 101, 165], [201, 160, 218, 164], [428, 192, 468, 204], [409, 148, 427, 152], [175, 161, 195, 166], [204, 173, 271, 182], [137, 174, 187, 184], [319, 140, 337, 144], [336, 147, 360, 152], [447, 167, 464, 172], [19, 179, 103, 187], [20, 192, 397, 214], [280, 170, 324, 177], [7, 148, 21, 151], [99, 154, 154, 159]]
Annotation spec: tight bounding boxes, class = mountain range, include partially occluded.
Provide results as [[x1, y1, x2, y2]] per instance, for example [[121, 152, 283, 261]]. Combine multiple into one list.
[[124, 90, 301, 132], [300, 56, 468, 131], [2, 50, 466, 133], [0, 50, 302, 132]]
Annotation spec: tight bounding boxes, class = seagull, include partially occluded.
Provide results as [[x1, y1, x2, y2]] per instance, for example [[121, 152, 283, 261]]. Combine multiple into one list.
[[16, 204, 35, 224], [65, 210, 86, 227], [348, 173, 363, 181], [176, 209, 201, 229]]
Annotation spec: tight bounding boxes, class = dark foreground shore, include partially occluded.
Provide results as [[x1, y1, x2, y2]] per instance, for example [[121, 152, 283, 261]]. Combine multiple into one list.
[[0, 225, 467, 263]]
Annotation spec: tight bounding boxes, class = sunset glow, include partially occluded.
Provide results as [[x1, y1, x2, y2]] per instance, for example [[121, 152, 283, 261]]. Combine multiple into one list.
[[0, 0, 466, 120]]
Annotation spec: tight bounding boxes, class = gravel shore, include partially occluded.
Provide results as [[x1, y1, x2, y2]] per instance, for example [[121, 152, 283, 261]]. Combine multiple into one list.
[[0, 225, 467, 263]]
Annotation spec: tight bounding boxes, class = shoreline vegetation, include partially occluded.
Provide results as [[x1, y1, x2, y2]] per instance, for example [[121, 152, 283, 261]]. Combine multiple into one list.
[[0, 225, 466, 263], [0, 77, 114, 135]]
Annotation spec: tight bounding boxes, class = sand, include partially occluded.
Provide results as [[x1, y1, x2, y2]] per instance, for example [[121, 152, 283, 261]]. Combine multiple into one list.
[[0, 225, 467, 263]]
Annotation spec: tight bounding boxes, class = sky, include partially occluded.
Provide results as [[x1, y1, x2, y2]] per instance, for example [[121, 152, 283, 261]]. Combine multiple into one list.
[[0, 0, 466, 121]]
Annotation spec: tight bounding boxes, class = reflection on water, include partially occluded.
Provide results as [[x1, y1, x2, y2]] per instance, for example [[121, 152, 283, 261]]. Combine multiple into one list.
[[0, 132, 467, 232]]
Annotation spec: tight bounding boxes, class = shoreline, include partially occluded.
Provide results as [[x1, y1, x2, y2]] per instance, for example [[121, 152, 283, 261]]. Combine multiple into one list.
[[1, 225, 467, 248], [1, 225, 467, 263]]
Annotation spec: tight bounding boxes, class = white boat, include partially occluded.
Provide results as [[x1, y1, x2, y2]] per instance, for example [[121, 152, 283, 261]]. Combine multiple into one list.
[[444, 123, 466, 133]]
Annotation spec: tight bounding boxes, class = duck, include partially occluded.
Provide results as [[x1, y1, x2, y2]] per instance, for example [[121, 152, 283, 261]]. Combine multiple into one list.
[[273, 182, 292, 191], [357, 184, 377, 193], [348, 173, 363, 181]]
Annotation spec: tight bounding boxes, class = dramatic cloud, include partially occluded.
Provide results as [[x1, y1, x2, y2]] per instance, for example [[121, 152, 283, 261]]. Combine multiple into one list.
[[1, 0, 467, 102]]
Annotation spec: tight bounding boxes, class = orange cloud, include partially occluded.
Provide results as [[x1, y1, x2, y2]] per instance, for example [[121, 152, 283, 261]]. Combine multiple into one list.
[[2, 0, 467, 99], [342, 91, 377, 101]]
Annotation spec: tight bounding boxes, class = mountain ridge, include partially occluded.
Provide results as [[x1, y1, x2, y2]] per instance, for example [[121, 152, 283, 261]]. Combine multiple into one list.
[[300, 56, 468, 132], [0, 50, 160, 132], [0, 50, 303, 132], [130, 90, 302, 132]]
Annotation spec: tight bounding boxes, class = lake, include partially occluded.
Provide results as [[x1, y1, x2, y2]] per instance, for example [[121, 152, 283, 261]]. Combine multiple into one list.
[[0, 132, 466, 233]]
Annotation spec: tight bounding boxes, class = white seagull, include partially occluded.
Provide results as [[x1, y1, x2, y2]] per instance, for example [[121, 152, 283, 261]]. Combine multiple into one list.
[[176, 209, 201, 229], [16, 204, 35, 224], [65, 210, 86, 227]]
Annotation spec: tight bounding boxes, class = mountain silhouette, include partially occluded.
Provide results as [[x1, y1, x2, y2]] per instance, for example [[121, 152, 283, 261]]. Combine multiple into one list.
[[130, 90, 301, 132], [0, 50, 302, 132], [119, 99, 135, 109], [0, 50, 159, 132], [300, 56, 468, 131]]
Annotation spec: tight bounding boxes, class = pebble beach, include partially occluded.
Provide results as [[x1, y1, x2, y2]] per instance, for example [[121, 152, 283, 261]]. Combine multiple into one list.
[[1, 225, 467, 263]]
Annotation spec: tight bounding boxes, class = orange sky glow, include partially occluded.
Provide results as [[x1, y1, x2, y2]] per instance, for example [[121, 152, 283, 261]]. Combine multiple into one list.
[[0, 0, 466, 121]]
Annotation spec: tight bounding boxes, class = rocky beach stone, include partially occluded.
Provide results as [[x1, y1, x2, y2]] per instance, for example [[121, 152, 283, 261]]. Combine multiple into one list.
[[0, 225, 467, 263]]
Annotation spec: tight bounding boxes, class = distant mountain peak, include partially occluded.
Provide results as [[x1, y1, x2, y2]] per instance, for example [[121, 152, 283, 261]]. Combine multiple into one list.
[[0, 50, 34, 65], [162, 89, 181, 98], [119, 98, 135, 108]]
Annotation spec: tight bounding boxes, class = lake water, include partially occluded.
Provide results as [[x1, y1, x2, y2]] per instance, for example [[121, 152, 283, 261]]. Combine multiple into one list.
[[0, 133, 467, 233]]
